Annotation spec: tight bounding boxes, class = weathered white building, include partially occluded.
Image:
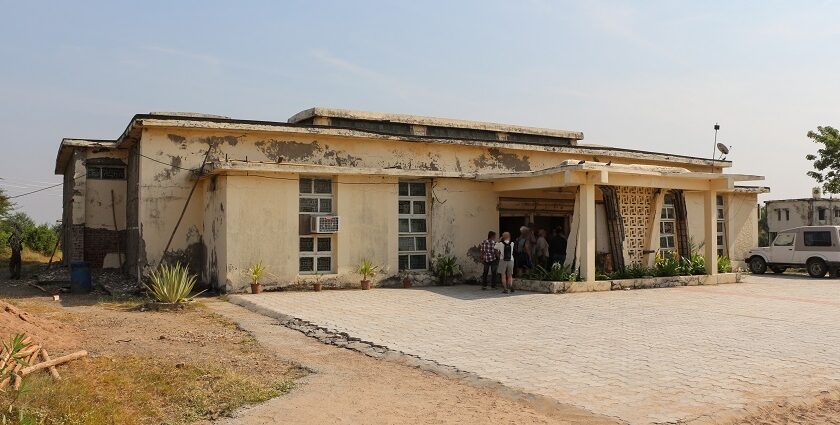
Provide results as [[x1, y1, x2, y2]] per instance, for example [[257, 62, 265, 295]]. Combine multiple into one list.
[[766, 189, 840, 240], [55, 108, 767, 292]]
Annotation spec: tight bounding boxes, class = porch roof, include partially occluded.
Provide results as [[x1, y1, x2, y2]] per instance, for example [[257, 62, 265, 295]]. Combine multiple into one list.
[[476, 160, 764, 192]]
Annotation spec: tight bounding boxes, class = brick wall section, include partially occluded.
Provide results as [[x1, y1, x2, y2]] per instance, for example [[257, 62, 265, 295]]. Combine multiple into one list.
[[69, 224, 85, 262], [83, 228, 126, 269]]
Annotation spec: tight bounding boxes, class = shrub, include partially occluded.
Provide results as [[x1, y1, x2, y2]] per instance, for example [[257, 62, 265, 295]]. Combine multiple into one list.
[[526, 262, 576, 281], [247, 261, 266, 286], [145, 263, 203, 304], [718, 256, 732, 273], [24, 223, 58, 255], [433, 255, 460, 283], [357, 259, 379, 281]]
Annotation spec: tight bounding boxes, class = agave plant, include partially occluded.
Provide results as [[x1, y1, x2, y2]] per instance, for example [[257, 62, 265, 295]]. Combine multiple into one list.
[[145, 262, 203, 304]]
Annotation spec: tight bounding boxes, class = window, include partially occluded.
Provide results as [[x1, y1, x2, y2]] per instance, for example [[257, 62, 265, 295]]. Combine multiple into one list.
[[785, 209, 790, 221], [299, 177, 334, 273], [86, 166, 125, 180], [299, 178, 333, 213], [776, 209, 781, 221], [659, 194, 676, 256], [834, 208, 840, 218], [804, 231, 833, 247], [299, 236, 333, 272], [717, 195, 725, 257], [773, 233, 795, 247], [819, 208, 827, 222], [398, 181, 428, 270]]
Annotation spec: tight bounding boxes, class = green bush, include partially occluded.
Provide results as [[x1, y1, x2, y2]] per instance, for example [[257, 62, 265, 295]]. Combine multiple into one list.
[[599, 252, 715, 280], [0, 212, 59, 255], [718, 256, 732, 273], [525, 262, 578, 281]]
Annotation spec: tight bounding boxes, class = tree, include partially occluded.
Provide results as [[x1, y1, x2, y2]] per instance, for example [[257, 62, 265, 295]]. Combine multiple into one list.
[[0, 212, 59, 256], [758, 205, 769, 247], [805, 126, 840, 194], [0, 187, 11, 220]]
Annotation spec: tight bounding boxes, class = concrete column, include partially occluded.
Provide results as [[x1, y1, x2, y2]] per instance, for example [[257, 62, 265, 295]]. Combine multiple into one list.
[[580, 182, 596, 282], [704, 190, 718, 275]]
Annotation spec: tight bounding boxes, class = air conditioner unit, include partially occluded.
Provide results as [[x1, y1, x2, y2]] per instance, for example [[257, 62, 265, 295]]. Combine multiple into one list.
[[311, 215, 340, 233]]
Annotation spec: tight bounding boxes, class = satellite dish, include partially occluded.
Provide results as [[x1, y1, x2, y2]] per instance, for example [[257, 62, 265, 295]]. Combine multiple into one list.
[[716, 143, 730, 155]]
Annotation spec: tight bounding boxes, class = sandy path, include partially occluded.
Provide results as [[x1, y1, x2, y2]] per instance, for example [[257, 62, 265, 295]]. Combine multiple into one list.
[[208, 301, 618, 425]]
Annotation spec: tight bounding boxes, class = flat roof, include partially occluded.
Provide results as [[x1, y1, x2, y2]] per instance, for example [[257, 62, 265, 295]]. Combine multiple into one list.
[[287, 107, 584, 141], [55, 110, 735, 173]]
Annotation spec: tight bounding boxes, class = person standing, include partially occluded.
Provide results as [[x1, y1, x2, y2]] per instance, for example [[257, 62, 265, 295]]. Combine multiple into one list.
[[515, 226, 533, 276], [495, 232, 515, 294], [535, 229, 550, 269], [549, 225, 568, 267], [7, 226, 23, 280], [479, 231, 498, 290]]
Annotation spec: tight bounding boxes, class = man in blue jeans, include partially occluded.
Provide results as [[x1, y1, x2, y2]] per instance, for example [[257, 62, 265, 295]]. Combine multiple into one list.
[[479, 231, 498, 290]]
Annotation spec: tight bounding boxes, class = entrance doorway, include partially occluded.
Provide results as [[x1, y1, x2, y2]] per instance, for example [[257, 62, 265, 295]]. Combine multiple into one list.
[[499, 215, 569, 237]]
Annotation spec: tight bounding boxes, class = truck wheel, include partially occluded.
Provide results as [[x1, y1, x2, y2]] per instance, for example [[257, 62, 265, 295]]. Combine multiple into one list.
[[770, 266, 787, 274], [807, 259, 828, 278], [749, 257, 767, 274]]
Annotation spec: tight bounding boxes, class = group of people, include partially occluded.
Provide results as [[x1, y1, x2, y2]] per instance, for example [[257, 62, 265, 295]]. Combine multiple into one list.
[[479, 225, 568, 293]]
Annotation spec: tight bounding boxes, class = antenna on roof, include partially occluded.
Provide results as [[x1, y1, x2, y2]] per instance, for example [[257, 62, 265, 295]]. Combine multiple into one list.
[[711, 123, 720, 161]]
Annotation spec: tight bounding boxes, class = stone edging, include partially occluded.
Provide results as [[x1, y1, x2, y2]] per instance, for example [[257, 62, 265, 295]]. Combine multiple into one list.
[[226, 295, 615, 421], [515, 272, 743, 294]]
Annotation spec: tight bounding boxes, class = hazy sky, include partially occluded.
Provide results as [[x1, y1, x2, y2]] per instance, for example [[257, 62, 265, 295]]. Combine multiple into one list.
[[1, 1, 839, 224]]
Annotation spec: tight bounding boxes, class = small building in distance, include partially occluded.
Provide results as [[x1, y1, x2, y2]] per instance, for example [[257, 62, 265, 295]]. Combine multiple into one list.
[[766, 188, 840, 241]]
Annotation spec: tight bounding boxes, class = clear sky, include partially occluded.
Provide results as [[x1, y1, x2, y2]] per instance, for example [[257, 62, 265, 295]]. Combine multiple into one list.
[[1, 1, 839, 224]]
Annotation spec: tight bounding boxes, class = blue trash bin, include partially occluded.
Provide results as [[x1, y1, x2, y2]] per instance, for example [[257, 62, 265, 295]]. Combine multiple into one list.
[[70, 261, 92, 293]]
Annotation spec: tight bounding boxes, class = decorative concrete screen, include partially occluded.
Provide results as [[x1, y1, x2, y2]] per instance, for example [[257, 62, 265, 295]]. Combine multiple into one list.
[[617, 186, 656, 264]]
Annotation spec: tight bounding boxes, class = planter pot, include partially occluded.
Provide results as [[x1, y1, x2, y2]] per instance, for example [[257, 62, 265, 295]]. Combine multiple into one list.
[[250, 283, 262, 294], [313, 283, 323, 292], [361, 280, 372, 290], [402, 277, 412, 288]]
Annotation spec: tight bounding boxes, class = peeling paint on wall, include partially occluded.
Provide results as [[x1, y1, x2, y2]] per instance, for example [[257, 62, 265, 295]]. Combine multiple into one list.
[[167, 134, 186, 144], [153, 155, 183, 182], [472, 148, 531, 171]]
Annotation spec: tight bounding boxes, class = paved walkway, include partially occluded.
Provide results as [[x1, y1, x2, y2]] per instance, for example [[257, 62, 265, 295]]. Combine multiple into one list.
[[230, 275, 840, 424]]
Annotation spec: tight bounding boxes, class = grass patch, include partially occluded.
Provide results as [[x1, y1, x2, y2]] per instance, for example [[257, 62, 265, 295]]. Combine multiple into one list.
[[1, 356, 297, 425]]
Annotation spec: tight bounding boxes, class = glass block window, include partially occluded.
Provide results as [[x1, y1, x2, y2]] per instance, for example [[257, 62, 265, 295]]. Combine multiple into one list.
[[717, 195, 726, 257], [299, 236, 333, 273], [398, 182, 428, 271], [659, 194, 676, 256], [299, 178, 333, 213], [299, 177, 334, 274]]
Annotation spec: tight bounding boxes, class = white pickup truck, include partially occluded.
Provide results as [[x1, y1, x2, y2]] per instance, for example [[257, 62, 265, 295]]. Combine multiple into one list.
[[745, 226, 840, 278]]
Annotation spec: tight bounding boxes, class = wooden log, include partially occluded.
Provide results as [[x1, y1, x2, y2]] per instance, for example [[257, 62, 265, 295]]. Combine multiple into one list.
[[13, 349, 41, 390], [21, 350, 87, 376], [40, 349, 61, 380]]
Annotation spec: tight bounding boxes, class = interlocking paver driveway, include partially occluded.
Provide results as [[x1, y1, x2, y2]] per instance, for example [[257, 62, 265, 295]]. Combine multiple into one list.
[[230, 275, 840, 424]]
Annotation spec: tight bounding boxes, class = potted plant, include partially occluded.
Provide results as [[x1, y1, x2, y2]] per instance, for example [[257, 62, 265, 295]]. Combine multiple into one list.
[[434, 255, 460, 285], [248, 261, 266, 294], [357, 259, 379, 290], [313, 272, 323, 292]]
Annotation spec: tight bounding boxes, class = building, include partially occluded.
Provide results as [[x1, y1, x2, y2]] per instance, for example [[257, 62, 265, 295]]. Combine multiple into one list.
[[54, 108, 767, 292], [766, 188, 840, 241]]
